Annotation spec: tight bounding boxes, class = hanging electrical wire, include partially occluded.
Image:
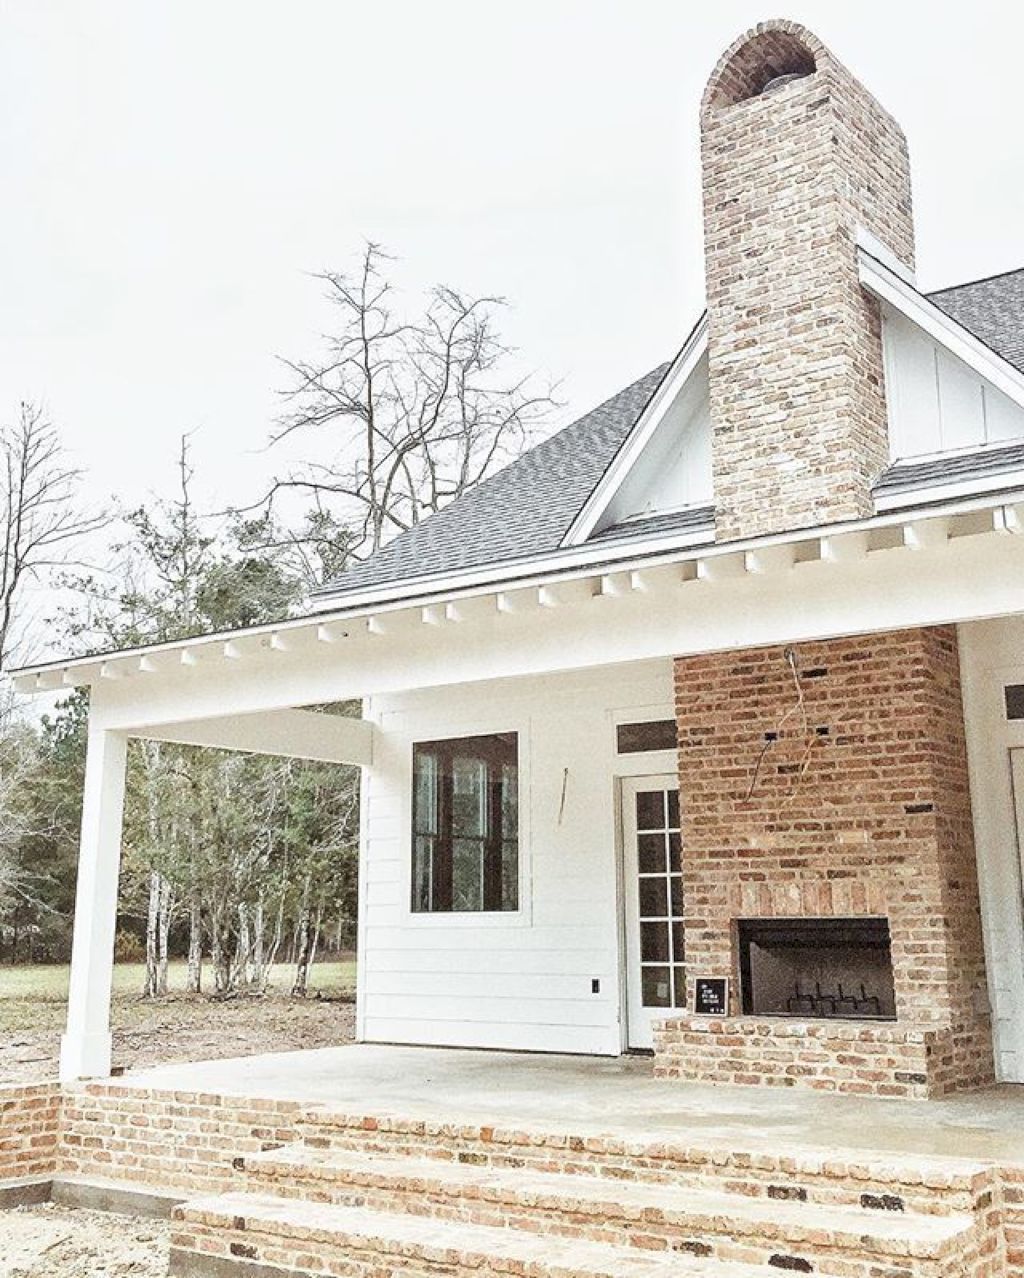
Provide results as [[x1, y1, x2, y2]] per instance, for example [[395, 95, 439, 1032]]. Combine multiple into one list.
[[744, 646, 820, 803]]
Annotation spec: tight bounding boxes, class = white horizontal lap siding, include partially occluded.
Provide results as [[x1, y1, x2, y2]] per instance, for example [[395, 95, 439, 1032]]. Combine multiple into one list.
[[358, 661, 674, 1056]]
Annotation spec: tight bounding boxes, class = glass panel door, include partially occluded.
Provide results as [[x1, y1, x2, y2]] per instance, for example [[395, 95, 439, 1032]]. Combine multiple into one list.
[[621, 775, 685, 1050]]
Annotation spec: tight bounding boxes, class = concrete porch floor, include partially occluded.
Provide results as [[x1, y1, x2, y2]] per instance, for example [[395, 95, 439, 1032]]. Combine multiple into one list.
[[105, 1044, 1024, 1167]]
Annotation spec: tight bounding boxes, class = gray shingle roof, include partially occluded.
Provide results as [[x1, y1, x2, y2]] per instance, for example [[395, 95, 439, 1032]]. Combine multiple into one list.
[[587, 506, 715, 544], [928, 269, 1024, 372], [316, 269, 1024, 602], [874, 440, 1024, 502], [316, 363, 670, 598]]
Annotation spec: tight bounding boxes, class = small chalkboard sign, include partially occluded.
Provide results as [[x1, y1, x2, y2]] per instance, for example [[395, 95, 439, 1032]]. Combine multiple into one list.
[[694, 976, 729, 1016]]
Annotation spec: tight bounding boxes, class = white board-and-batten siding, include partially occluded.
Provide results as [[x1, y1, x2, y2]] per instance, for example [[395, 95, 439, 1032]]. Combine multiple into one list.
[[356, 660, 675, 1056], [883, 307, 1024, 460]]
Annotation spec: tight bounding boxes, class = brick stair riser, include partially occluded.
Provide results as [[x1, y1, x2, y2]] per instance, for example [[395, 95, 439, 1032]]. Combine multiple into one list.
[[298, 1114, 996, 1218], [170, 1212, 999, 1278], [241, 1161, 987, 1278]]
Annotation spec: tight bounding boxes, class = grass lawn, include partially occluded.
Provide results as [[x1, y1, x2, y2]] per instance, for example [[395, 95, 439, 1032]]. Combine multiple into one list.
[[0, 958, 357, 1003]]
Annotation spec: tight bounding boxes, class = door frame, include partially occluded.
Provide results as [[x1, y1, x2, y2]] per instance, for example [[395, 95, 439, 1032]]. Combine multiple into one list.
[[616, 771, 682, 1052]]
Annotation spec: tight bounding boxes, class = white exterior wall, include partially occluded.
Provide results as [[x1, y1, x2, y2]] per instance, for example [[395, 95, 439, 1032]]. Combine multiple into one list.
[[959, 617, 1024, 1082], [356, 659, 675, 1056]]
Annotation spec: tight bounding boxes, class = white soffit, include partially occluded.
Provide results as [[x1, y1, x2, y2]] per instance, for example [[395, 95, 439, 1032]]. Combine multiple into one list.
[[561, 314, 710, 547]]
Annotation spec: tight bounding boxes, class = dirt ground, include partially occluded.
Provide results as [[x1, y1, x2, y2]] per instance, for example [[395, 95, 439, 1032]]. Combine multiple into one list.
[[1, 963, 356, 1274], [0, 1203, 169, 1277], [1, 991, 356, 1085], [0, 960, 357, 1085]]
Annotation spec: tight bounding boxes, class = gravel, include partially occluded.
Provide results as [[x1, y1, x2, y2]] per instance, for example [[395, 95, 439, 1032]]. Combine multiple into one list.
[[0, 1203, 169, 1278]]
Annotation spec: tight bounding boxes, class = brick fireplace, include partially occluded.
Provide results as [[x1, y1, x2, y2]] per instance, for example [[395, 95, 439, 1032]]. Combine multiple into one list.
[[653, 626, 995, 1098]]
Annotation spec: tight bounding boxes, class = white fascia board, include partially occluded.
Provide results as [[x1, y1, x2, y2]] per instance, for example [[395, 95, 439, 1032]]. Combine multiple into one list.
[[854, 226, 916, 286], [859, 250, 1024, 411], [560, 313, 709, 548], [15, 485, 1024, 694]]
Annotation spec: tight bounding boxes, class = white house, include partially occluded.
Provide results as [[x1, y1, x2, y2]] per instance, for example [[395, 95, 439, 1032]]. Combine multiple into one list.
[[17, 19, 1024, 1100]]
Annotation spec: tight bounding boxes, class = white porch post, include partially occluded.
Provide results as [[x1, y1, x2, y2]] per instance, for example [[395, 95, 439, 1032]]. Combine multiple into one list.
[[59, 725, 129, 1083]]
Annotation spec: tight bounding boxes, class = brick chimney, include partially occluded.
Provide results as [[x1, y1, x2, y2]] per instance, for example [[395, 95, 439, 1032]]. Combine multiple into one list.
[[701, 20, 915, 541]]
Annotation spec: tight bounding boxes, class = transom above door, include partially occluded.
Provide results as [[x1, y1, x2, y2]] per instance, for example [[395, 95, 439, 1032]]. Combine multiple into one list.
[[620, 775, 685, 1050]]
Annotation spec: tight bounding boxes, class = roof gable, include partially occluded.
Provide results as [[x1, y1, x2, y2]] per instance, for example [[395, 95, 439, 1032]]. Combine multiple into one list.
[[860, 252, 1024, 462], [313, 262, 1024, 605], [314, 363, 670, 600], [561, 316, 710, 547]]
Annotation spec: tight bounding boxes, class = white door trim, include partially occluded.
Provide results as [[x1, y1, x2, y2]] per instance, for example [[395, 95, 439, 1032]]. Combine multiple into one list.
[[619, 773, 684, 1051]]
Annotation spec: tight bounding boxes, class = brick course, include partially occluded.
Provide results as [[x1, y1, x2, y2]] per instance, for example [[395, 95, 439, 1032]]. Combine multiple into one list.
[[0, 1081, 61, 1181], [661, 626, 994, 1097], [59, 1082, 304, 1193], [701, 20, 915, 540]]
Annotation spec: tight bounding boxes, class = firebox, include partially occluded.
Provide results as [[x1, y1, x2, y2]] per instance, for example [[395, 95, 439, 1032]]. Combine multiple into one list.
[[736, 917, 896, 1021]]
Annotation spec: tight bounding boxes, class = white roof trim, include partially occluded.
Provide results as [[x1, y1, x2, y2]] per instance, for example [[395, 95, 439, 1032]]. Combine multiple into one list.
[[560, 313, 709, 547], [859, 249, 1024, 412], [14, 486, 1024, 692], [854, 226, 916, 287]]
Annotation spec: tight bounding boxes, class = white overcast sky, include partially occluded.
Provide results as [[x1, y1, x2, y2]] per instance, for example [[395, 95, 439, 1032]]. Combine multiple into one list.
[[1, 0, 1022, 518]]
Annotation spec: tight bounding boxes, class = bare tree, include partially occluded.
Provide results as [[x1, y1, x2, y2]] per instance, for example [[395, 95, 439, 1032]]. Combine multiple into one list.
[[253, 243, 557, 584], [0, 402, 104, 669]]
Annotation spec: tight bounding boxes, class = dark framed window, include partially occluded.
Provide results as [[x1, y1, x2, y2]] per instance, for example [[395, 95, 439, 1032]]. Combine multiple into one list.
[[616, 718, 677, 754], [412, 732, 519, 913], [1006, 685, 1024, 721]]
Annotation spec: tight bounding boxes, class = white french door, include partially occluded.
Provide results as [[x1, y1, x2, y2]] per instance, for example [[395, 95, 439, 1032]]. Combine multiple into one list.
[[620, 775, 686, 1050]]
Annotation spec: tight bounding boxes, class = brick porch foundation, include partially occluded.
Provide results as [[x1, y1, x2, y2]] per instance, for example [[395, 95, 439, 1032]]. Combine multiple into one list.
[[662, 626, 995, 1098]]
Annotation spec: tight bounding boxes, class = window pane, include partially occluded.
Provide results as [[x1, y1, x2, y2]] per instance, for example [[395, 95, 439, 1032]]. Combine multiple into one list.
[[452, 838, 484, 911], [414, 752, 439, 834], [412, 835, 433, 912], [502, 839, 518, 911], [667, 831, 681, 869], [412, 733, 518, 914], [502, 762, 518, 837], [1006, 685, 1024, 720], [452, 756, 487, 837], [642, 966, 672, 1008], [670, 875, 684, 916], [666, 790, 680, 830], [617, 719, 677, 754], [672, 966, 687, 1009], [638, 833, 665, 874], [641, 921, 670, 962], [635, 790, 665, 831], [639, 877, 668, 917], [671, 921, 685, 962]]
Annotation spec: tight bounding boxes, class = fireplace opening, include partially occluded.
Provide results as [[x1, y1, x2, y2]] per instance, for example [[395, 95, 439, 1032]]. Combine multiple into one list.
[[737, 917, 896, 1020]]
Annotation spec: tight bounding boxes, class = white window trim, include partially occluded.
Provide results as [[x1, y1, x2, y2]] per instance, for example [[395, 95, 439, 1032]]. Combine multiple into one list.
[[397, 714, 533, 929]]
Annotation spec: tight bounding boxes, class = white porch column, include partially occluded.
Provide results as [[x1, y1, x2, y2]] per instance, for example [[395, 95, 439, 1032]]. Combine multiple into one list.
[[59, 725, 128, 1082]]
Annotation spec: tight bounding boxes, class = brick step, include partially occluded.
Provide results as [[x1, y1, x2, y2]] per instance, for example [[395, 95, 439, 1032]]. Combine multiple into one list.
[[297, 1108, 998, 1216], [171, 1190, 814, 1278], [240, 1142, 975, 1274]]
